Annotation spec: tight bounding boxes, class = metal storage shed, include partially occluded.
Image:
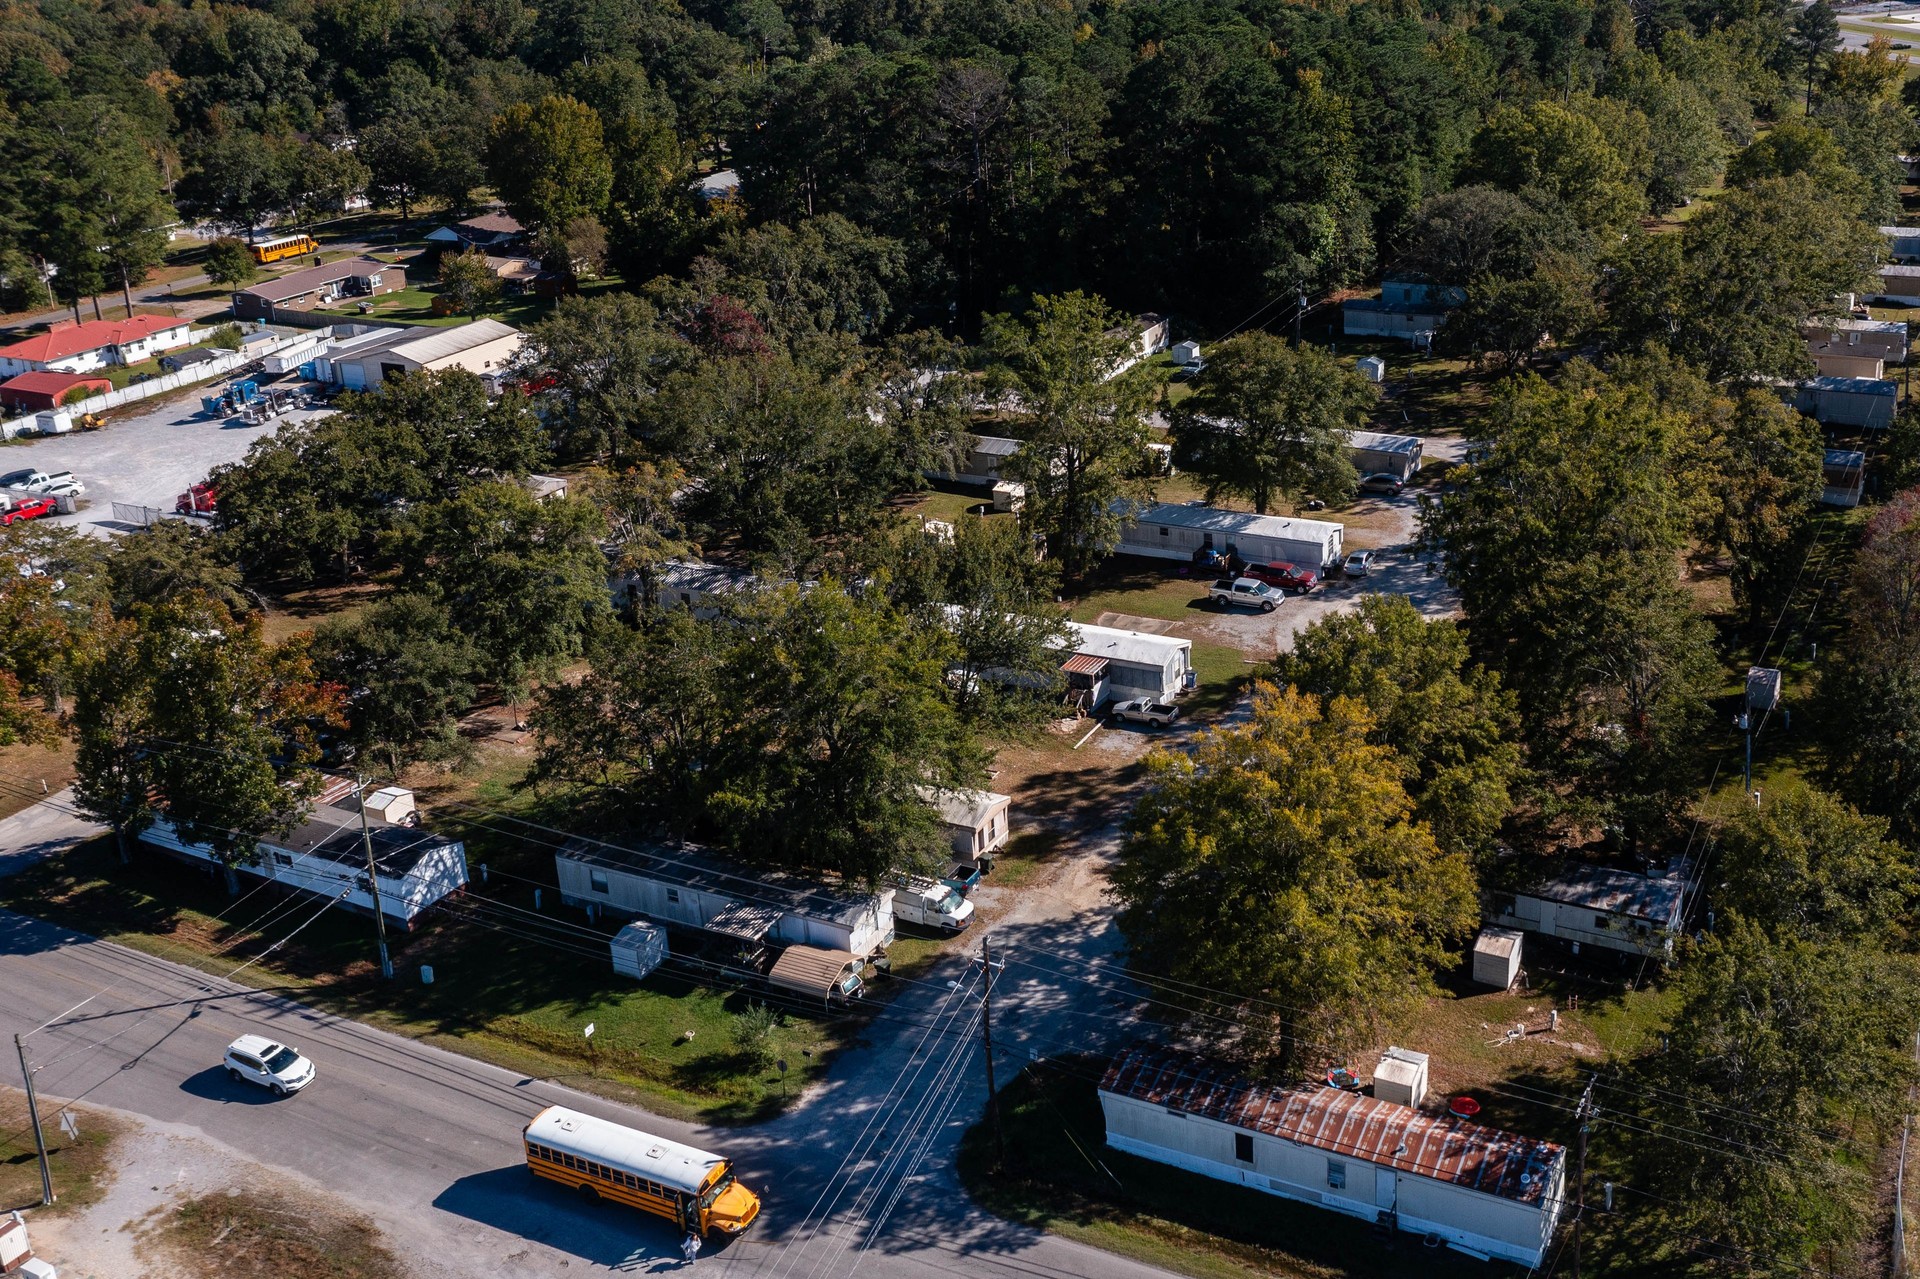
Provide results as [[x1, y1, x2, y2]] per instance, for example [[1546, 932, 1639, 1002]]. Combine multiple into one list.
[[610, 920, 668, 980], [1796, 376, 1897, 431], [1472, 927, 1524, 989], [1118, 502, 1346, 570], [1099, 1046, 1566, 1267], [1822, 449, 1865, 508], [1373, 1047, 1429, 1108]]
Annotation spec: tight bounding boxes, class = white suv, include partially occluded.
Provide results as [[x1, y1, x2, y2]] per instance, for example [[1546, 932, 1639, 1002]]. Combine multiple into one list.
[[223, 1034, 317, 1096]]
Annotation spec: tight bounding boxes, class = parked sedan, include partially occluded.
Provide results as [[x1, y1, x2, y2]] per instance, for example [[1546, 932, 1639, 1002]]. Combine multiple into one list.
[[1357, 472, 1405, 495], [1243, 560, 1320, 592], [0, 496, 56, 526], [1112, 698, 1181, 727], [1344, 549, 1376, 576]]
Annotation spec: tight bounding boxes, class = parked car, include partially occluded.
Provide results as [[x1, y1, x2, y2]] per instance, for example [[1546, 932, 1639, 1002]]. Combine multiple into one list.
[[1357, 473, 1405, 494], [0, 470, 84, 498], [1344, 549, 1376, 576], [0, 496, 55, 526], [1208, 577, 1282, 612], [1112, 698, 1180, 727], [1243, 561, 1320, 592], [941, 861, 983, 896], [222, 1034, 316, 1096]]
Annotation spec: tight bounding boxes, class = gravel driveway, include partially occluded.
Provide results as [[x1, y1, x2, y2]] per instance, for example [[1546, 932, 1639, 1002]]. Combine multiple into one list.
[[0, 383, 329, 537]]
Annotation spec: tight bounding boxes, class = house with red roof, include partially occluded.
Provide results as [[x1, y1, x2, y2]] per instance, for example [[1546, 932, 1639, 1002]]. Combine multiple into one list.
[[0, 371, 114, 413], [0, 315, 194, 378]]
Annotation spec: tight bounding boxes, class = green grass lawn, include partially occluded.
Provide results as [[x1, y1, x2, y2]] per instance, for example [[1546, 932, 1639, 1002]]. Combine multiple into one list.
[[1, 1087, 122, 1215], [309, 274, 624, 330], [0, 830, 852, 1124], [958, 1060, 1529, 1279]]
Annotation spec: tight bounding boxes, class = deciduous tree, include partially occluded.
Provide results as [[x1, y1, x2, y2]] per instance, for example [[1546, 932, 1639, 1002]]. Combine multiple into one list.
[[1169, 335, 1369, 514], [984, 292, 1153, 583], [1113, 683, 1478, 1067], [312, 593, 482, 774], [484, 95, 613, 236]]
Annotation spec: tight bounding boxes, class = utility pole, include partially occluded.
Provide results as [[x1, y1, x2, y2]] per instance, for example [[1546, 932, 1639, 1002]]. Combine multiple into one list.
[[1573, 1074, 1597, 1279], [1292, 288, 1305, 347], [355, 778, 394, 979], [15, 1035, 54, 1206], [980, 934, 1005, 1171]]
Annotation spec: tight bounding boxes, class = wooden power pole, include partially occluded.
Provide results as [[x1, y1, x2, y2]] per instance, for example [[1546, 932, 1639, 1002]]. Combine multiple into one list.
[[15, 1034, 54, 1206], [980, 934, 1005, 1170]]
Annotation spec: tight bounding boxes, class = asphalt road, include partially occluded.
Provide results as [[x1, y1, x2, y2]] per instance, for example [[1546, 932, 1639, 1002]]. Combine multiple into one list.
[[0, 905, 1170, 1279]]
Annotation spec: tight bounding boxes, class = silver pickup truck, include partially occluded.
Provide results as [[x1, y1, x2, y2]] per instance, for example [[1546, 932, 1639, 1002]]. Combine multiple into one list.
[[1207, 577, 1282, 612]]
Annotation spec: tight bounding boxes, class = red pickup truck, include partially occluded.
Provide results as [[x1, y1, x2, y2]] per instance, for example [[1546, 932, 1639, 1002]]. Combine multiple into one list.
[[1242, 560, 1321, 592], [0, 496, 56, 526]]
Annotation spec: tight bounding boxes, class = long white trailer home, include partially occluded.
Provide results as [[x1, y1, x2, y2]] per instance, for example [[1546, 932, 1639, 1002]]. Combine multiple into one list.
[[1119, 502, 1345, 570], [142, 800, 468, 931], [1100, 1047, 1566, 1267], [555, 837, 896, 958]]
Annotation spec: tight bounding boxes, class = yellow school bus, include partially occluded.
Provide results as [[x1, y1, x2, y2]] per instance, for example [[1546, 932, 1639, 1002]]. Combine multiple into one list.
[[523, 1105, 760, 1238], [249, 233, 320, 264]]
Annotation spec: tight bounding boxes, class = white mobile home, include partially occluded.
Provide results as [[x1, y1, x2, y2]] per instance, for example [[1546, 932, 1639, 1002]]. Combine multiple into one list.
[[1795, 376, 1898, 431], [1344, 429, 1424, 481], [1876, 264, 1920, 307], [142, 798, 468, 931], [1801, 318, 1908, 366], [555, 838, 895, 958], [1060, 621, 1192, 707], [926, 434, 1021, 487], [1119, 502, 1345, 570], [920, 786, 1012, 860], [1100, 1047, 1566, 1267], [1489, 861, 1686, 958]]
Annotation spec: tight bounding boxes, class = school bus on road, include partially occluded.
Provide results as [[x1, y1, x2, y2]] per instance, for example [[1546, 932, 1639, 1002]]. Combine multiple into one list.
[[249, 233, 320, 264], [523, 1105, 760, 1239]]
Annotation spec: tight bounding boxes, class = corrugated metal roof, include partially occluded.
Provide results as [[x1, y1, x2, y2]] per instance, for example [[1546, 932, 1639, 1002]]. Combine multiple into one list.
[[1474, 927, 1523, 959], [706, 901, 782, 941], [557, 837, 890, 927], [1101, 1047, 1564, 1206], [1523, 861, 1684, 924], [768, 945, 859, 997], [389, 318, 522, 365], [1060, 620, 1192, 670], [1061, 653, 1110, 676], [1808, 376, 1897, 395], [971, 435, 1022, 457], [1345, 430, 1423, 456], [917, 786, 1010, 829]]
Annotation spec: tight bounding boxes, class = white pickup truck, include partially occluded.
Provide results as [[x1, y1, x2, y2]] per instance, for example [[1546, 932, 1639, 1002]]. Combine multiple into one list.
[[0, 468, 84, 498], [1208, 577, 1282, 613]]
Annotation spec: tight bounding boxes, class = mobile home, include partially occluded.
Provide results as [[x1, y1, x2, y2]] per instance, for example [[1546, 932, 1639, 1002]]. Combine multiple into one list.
[[142, 794, 467, 932], [1488, 861, 1686, 958], [1344, 430, 1424, 481], [555, 838, 895, 958], [1099, 1047, 1566, 1267], [1119, 502, 1345, 570], [1059, 621, 1193, 706], [920, 786, 1012, 861]]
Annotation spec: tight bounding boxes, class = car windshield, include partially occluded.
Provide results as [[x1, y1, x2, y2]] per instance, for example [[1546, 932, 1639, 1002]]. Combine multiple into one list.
[[263, 1046, 302, 1073], [937, 888, 963, 914]]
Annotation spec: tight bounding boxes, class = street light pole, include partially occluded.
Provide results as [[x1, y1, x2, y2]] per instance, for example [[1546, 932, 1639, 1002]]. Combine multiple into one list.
[[355, 778, 394, 980], [15, 1034, 54, 1206]]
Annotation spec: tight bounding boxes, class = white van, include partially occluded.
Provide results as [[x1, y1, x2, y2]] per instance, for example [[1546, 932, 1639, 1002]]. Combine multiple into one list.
[[893, 877, 973, 932]]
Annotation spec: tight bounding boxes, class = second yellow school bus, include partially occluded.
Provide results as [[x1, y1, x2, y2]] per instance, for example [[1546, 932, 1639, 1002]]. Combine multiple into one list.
[[523, 1105, 761, 1238]]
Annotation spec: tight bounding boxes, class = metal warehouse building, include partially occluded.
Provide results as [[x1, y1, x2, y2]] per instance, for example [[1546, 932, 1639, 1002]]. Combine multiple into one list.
[[1099, 1047, 1567, 1266], [1118, 502, 1345, 570], [555, 837, 896, 958]]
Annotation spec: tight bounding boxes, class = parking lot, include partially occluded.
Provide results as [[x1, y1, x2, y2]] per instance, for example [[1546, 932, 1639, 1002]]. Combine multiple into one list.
[[0, 379, 329, 536]]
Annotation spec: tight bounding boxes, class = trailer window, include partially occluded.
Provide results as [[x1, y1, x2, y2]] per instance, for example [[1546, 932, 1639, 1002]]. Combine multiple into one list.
[[1326, 1161, 1345, 1190], [1234, 1134, 1254, 1163], [667, 889, 680, 904], [590, 870, 609, 894], [1593, 915, 1611, 930]]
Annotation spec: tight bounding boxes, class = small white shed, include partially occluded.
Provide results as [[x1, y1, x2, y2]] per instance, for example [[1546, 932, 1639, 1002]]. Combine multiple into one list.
[[920, 786, 1012, 860], [1356, 355, 1386, 383], [1373, 1047, 1429, 1109], [611, 919, 668, 980], [1171, 340, 1202, 366], [1472, 927, 1524, 990]]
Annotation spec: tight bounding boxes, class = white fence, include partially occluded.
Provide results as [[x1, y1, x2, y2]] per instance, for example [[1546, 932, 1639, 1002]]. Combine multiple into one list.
[[0, 334, 311, 440]]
